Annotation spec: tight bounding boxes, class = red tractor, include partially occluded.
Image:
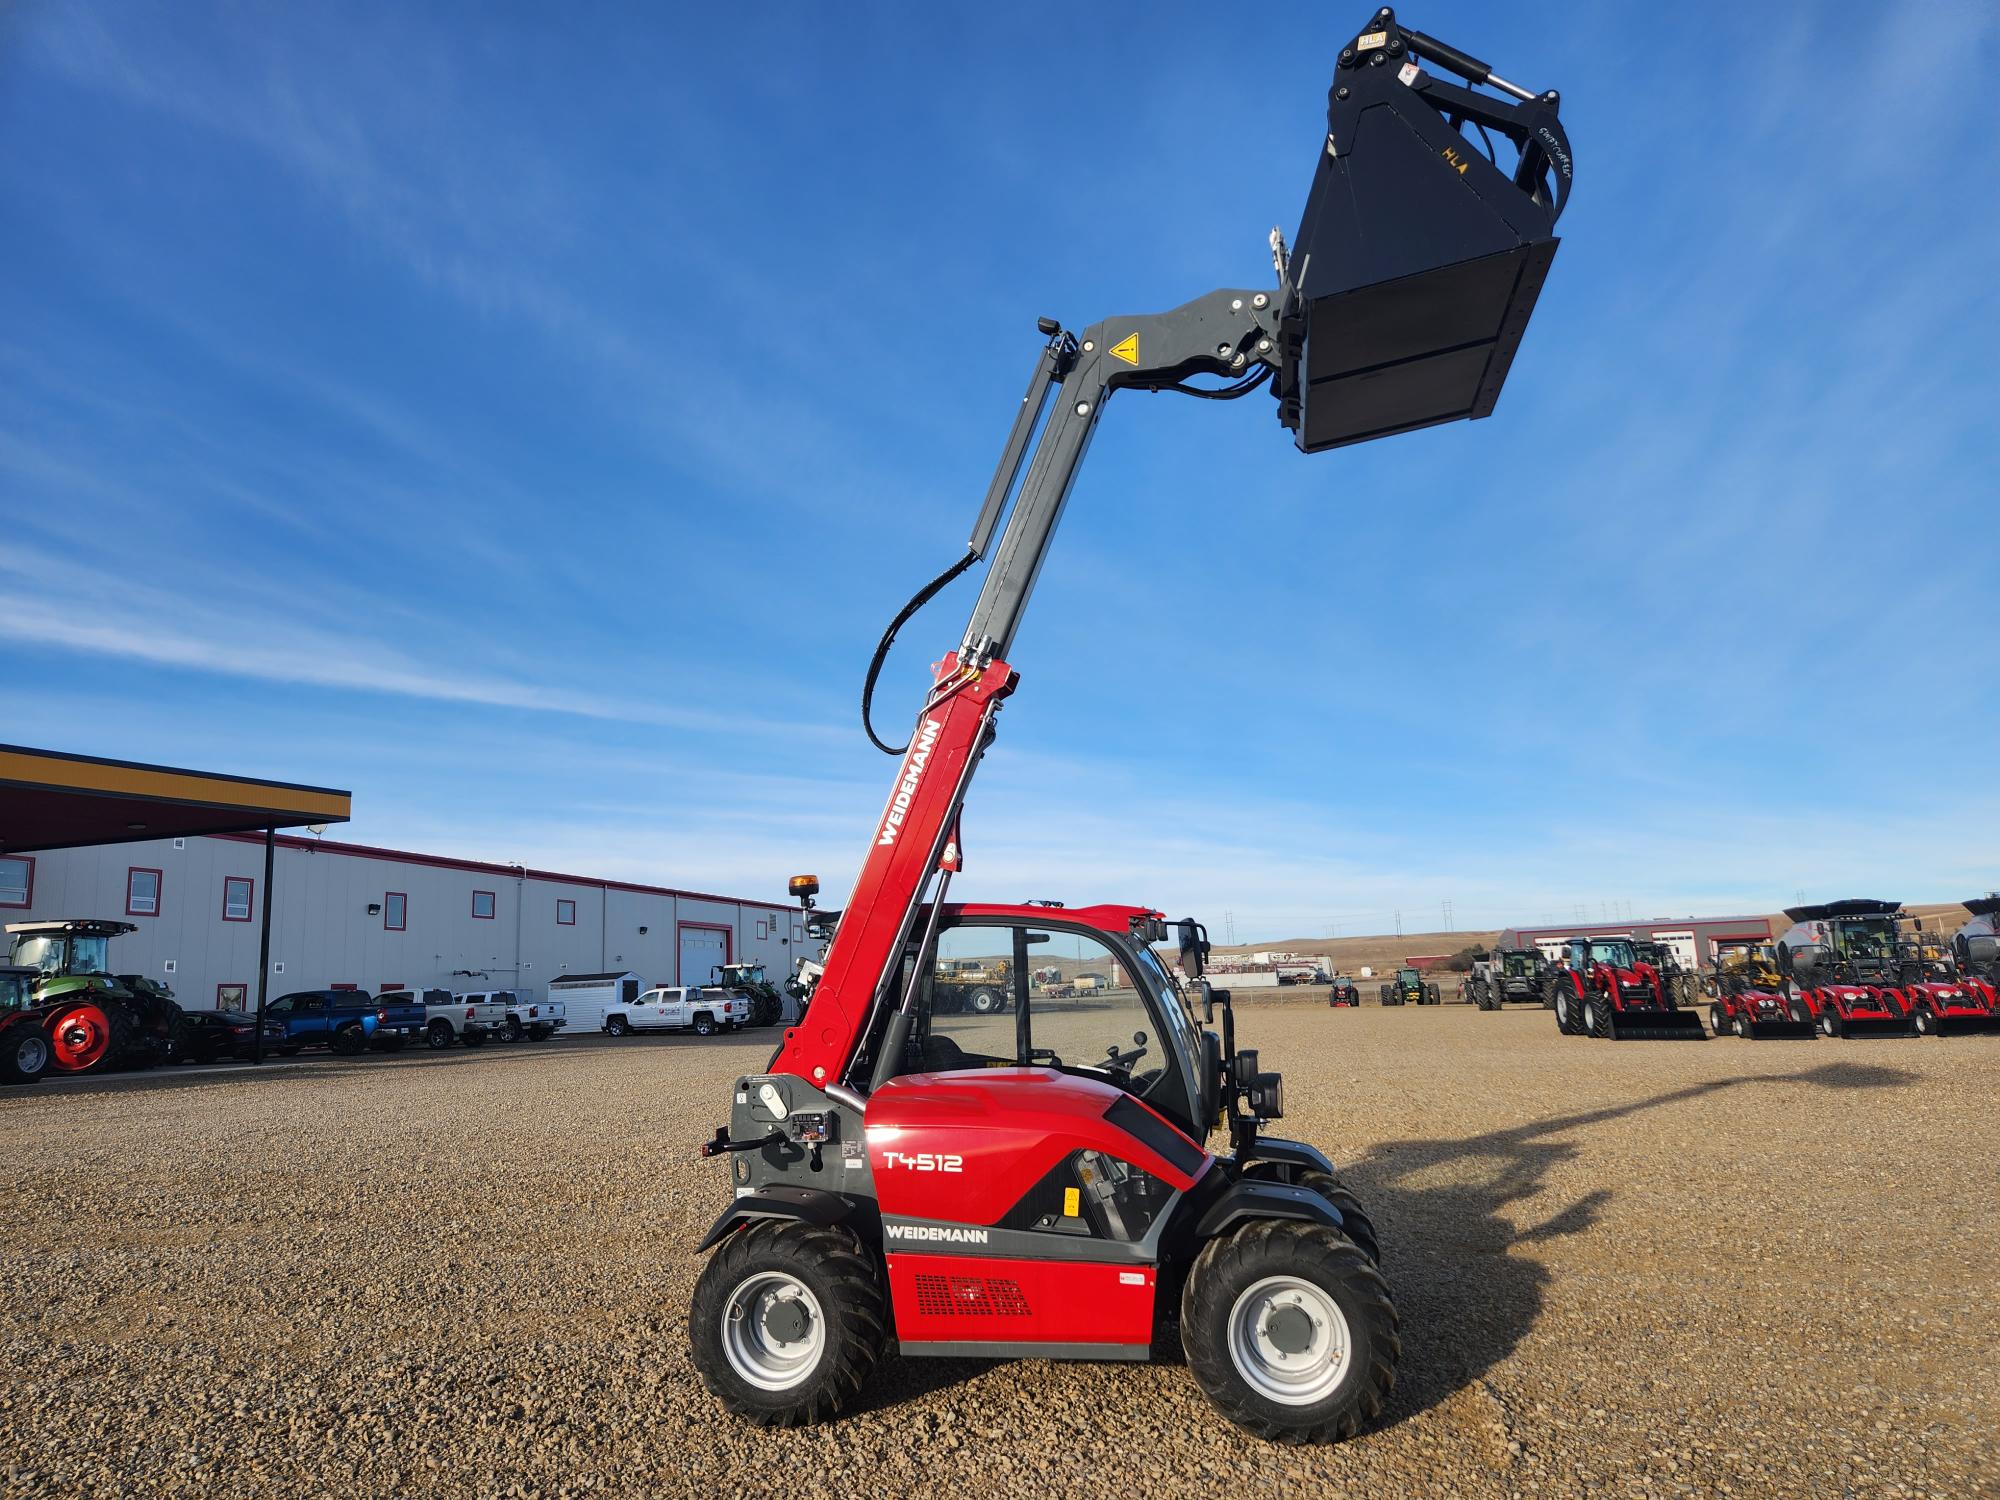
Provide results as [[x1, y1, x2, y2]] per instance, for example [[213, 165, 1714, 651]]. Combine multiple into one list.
[[1546, 935, 1705, 1040], [1949, 898, 2000, 1032], [683, 6, 1572, 1444], [1702, 937, 1813, 1039], [1774, 900, 1917, 1038], [1892, 913, 1996, 1037]]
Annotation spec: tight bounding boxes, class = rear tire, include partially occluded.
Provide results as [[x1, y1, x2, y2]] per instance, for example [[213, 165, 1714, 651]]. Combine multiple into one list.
[[967, 988, 1003, 1015], [330, 1025, 366, 1056], [1299, 1171, 1381, 1265], [1182, 1219, 1398, 1445], [694, 1014, 717, 1037], [427, 1021, 454, 1050], [47, 1001, 130, 1074], [1709, 1003, 1728, 1037], [689, 1220, 886, 1427]]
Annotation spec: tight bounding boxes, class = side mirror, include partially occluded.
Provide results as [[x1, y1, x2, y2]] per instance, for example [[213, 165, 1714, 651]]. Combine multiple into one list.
[[1177, 919, 1209, 979]]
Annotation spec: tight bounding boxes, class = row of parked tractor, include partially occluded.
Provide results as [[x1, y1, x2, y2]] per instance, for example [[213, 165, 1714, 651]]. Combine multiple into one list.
[[1462, 898, 2000, 1040], [0, 918, 797, 1087]]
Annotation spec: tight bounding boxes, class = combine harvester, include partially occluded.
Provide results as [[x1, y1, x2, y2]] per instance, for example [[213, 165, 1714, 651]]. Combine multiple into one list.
[[1546, 935, 1704, 1039], [683, 8, 1574, 1444], [1774, 900, 1919, 1038], [1701, 935, 1812, 1039]]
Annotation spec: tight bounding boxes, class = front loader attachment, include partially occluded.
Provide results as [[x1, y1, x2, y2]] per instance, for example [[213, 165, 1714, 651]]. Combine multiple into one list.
[[1741, 1017, 1816, 1040], [1606, 1007, 1708, 1041], [1279, 8, 1571, 452]]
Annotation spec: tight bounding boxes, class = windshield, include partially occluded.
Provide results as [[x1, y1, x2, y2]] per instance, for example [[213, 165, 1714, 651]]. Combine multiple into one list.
[[1501, 953, 1533, 976], [1135, 945, 1202, 1069], [10, 934, 109, 975], [1399, 968, 1420, 982], [1834, 918, 1898, 959], [1588, 939, 1636, 967]]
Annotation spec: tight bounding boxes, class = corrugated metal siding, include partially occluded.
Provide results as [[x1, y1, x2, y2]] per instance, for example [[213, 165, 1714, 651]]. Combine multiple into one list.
[[6, 836, 811, 1011]]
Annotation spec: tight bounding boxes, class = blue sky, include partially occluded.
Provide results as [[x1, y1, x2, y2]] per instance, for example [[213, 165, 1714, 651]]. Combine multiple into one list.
[[3, 1, 1996, 942]]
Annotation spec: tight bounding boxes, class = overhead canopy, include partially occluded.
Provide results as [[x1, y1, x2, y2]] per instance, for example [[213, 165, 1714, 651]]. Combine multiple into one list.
[[0, 743, 351, 854]]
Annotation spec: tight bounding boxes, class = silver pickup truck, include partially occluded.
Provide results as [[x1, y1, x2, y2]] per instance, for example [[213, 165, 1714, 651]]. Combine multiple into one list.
[[378, 988, 505, 1049]]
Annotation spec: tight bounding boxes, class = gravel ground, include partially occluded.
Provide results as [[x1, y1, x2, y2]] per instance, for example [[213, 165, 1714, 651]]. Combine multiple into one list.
[[3, 1004, 1995, 1499]]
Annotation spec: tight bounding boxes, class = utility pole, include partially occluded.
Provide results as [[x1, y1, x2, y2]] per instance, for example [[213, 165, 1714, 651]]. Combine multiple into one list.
[[1442, 899, 1454, 932], [1394, 910, 1403, 938], [1224, 910, 1236, 946]]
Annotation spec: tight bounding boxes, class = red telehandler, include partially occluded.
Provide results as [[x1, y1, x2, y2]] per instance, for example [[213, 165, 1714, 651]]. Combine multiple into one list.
[[686, 8, 1572, 1444]]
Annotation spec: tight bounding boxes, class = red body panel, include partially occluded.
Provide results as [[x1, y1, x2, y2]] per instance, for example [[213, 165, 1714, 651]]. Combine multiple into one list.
[[1795, 984, 1903, 1019], [1900, 980, 1992, 1019], [947, 902, 1162, 934], [771, 657, 1016, 1085], [885, 1253, 1156, 1346], [865, 1068, 1204, 1224]]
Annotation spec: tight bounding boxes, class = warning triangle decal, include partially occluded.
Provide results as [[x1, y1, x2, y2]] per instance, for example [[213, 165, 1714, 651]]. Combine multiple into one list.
[[1109, 332, 1139, 366]]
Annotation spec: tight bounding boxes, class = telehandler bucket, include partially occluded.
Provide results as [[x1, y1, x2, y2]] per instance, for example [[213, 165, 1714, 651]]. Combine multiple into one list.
[[1279, 8, 1570, 452], [1606, 1006, 1707, 1041]]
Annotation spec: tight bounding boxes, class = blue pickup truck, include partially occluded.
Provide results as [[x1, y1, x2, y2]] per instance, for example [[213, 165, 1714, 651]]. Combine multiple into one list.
[[263, 989, 427, 1055]]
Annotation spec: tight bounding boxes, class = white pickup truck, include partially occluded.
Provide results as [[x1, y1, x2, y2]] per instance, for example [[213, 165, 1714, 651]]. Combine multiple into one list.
[[603, 985, 747, 1038], [457, 989, 566, 1043], [380, 988, 505, 1049]]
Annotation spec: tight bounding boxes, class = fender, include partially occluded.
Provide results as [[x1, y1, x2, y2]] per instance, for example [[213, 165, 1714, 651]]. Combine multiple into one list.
[[1191, 1178, 1345, 1240], [1235, 1136, 1335, 1183], [695, 1185, 874, 1253]]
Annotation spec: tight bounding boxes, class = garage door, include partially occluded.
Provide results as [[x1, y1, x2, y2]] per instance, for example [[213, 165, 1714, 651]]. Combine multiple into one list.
[[679, 924, 729, 986]]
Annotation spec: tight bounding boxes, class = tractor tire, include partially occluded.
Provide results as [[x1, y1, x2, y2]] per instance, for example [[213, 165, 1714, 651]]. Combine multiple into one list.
[[2, 1022, 51, 1085], [694, 1013, 718, 1037], [1553, 992, 1581, 1036], [427, 1020, 454, 1050], [46, 1000, 129, 1075], [1181, 1219, 1398, 1445], [1708, 1003, 1729, 1038], [1424, 984, 1441, 1005], [1789, 998, 1813, 1027], [329, 1025, 367, 1056], [1819, 1009, 1842, 1039], [689, 1219, 886, 1427], [1912, 1004, 1937, 1037], [967, 988, 1003, 1015], [605, 1016, 630, 1037], [1299, 1171, 1381, 1266], [1585, 995, 1613, 1039]]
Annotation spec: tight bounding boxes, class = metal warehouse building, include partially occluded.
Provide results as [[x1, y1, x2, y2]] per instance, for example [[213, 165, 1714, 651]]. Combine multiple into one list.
[[1496, 915, 1773, 970], [2, 832, 809, 1013]]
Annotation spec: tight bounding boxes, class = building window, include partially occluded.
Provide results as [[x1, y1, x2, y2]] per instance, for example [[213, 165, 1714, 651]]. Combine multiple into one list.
[[222, 876, 254, 922], [0, 855, 32, 909], [755, 918, 769, 940], [472, 890, 497, 920], [556, 899, 577, 926], [384, 892, 407, 931], [216, 983, 247, 1011], [126, 867, 163, 918]]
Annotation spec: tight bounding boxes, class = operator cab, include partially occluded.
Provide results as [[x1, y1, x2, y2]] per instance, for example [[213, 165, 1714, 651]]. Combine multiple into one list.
[[863, 903, 1219, 1144]]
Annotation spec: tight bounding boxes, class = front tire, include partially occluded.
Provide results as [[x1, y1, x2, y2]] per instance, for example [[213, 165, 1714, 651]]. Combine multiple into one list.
[[1585, 996, 1613, 1039], [1912, 1004, 1935, 1037], [1182, 1219, 1398, 1445], [1298, 1171, 1381, 1266], [1709, 1003, 1729, 1037], [605, 1016, 630, 1037], [1553, 992, 1581, 1036], [1819, 1009, 1842, 1038], [689, 1220, 886, 1427], [1, 1022, 51, 1085]]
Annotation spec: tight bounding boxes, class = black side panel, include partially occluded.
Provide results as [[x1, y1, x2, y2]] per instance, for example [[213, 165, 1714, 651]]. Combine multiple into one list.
[[1104, 1095, 1206, 1179], [695, 1185, 867, 1253]]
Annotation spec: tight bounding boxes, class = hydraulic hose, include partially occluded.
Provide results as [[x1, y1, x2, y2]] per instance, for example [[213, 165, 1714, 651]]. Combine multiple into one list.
[[861, 547, 979, 755]]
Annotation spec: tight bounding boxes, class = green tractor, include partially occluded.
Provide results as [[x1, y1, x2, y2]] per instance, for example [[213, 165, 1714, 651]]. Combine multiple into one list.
[[710, 962, 785, 1028], [1379, 966, 1441, 1006], [4, 919, 180, 1075]]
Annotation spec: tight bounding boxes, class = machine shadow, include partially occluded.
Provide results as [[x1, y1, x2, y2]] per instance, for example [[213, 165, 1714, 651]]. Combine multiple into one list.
[[1348, 1060, 1919, 1427], [842, 1061, 1918, 1423]]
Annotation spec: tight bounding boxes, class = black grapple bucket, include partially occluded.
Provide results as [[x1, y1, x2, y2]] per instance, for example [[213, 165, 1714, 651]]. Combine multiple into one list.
[[1607, 1007, 1708, 1041], [1278, 10, 1572, 452]]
